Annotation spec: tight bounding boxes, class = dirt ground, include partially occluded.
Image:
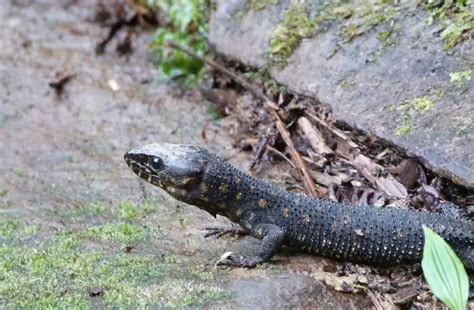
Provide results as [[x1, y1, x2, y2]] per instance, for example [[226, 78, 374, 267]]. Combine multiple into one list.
[[0, 1, 373, 308]]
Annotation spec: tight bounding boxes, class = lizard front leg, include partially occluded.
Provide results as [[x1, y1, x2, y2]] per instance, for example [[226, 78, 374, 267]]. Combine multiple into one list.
[[217, 224, 285, 268]]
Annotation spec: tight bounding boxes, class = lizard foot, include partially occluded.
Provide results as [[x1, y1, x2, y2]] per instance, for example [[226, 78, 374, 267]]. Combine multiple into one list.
[[216, 253, 258, 268], [203, 226, 249, 239]]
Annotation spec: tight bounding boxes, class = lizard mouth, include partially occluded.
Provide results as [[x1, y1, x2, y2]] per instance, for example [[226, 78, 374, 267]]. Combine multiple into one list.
[[124, 143, 210, 191], [124, 152, 156, 184]]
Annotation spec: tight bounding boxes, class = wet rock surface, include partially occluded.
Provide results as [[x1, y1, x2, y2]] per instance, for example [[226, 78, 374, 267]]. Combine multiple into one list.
[[209, 0, 474, 188], [0, 1, 369, 308]]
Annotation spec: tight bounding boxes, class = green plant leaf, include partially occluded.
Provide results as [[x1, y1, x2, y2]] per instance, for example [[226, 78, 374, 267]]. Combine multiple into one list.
[[421, 226, 469, 310], [148, 0, 209, 86]]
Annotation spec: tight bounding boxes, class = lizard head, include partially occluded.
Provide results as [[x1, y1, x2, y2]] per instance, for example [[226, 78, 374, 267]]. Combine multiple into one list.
[[124, 143, 210, 202]]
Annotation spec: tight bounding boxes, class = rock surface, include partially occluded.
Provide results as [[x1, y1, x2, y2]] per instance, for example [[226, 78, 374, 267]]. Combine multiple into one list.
[[209, 0, 474, 188]]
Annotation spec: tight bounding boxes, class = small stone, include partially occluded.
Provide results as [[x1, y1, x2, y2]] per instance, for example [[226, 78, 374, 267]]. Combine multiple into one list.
[[89, 287, 104, 297]]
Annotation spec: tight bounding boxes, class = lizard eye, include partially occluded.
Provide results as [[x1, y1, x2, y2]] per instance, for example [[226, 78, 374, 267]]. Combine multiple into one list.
[[149, 157, 162, 170]]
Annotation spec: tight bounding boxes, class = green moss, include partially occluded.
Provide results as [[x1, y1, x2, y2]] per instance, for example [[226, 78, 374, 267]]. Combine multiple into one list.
[[248, 0, 279, 11], [0, 193, 232, 308], [449, 69, 472, 84], [84, 222, 149, 245], [61, 202, 110, 222], [188, 264, 216, 280], [0, 220, 39, 241], [118, 201, 138, 221], [88, 203, 108, 215], [336, 1, 400, 43], [142, 198, 156, 214], [412, 96, 435, 111], [0, 220, 19, 239], [376, 30, 394, 45], [0, 224, 229, 308], [0, 200, 12, 209], [270, 3, 314, 65], [179, 217, 191, 230], [0, 230, 165, 308], [395, 115, 411, 136], [61, 200, 157, 225], [137, 280, 230, 308], [393, 92, 441, 137], [268, 0, 402, 65], [424, 1, 474, 52]]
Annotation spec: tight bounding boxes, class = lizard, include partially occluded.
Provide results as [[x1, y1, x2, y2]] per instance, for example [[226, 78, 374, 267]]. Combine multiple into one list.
[[124, 142, 473, 269]]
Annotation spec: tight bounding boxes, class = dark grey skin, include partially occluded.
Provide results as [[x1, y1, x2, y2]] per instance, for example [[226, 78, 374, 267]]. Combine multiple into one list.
[[124, 143, 474, 269]]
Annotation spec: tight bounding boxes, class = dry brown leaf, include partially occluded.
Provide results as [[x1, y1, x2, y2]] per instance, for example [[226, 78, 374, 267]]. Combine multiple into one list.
[[306, 112, 408, 198], [297, 117, 334, 155]]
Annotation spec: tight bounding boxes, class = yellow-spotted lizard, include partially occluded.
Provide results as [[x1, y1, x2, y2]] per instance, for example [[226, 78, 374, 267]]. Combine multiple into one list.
[[124, 143, 473, 269]]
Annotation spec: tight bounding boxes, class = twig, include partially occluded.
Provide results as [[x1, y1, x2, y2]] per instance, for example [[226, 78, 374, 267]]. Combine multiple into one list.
[[249, 131, 274, 170], [241, 138, 296, 169], [272, 110, 321, 196], [167, 41, 321, 196], [266, 145, 296, 169], [96, 20, 125, 55], [166, 41, 279, 110]]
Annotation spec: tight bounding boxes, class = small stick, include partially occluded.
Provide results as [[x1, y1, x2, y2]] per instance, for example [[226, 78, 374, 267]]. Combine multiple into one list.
[[271, 110, 320, 196], [166, 41, 321, 196], [166, 41, 279, 110], [266, 145, 296, 169], [243, 137, 295, 168]]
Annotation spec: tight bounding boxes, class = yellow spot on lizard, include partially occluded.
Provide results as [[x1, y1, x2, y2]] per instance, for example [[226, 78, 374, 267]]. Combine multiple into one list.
[[303, 214, 310, 224], [236, 192, 242, 200], [200, 183, 208, 193], [258, 198, 268, 208], [218, 184, 229, 193], [282, 208, 289, 218]]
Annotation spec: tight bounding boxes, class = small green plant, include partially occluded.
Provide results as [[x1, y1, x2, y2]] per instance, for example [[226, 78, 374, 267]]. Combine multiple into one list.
[[421, 226, 469, 310], [148, 0, 210, 86]]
